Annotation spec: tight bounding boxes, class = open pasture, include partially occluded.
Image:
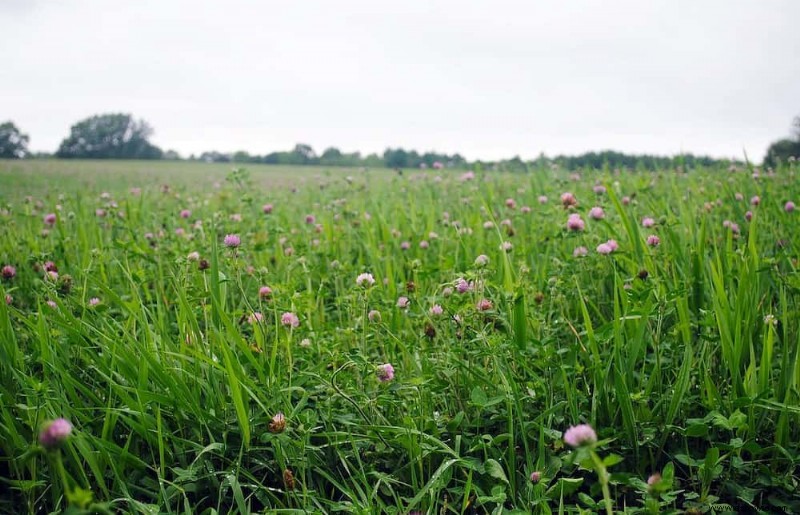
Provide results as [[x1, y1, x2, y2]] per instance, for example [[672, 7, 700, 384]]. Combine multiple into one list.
[[1, 159, 799, 513]]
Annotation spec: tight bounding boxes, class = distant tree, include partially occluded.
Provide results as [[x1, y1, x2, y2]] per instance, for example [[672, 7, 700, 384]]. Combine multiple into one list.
[[384, 148, 409, 168], [0, 121, 30, 159], [291, 143, 317, 164], [163, 149, 182, 160], [764, 139, 800, 168], [56, 113, 162, 159]]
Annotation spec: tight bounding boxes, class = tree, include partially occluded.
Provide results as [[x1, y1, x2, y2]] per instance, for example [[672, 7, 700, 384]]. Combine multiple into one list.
[[0, 121, 30, 158], [763, 116, 800, 168], [56, 113, 162, 159]]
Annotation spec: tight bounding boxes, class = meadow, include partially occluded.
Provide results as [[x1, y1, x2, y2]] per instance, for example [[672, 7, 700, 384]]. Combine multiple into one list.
[[1, 158, 799, 514]]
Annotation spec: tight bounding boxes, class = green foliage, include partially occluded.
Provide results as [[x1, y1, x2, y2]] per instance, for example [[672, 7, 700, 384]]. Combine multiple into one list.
[[56, 113, 163, 160], [0, 121, 30, 159], [0, 160, 799, 513]]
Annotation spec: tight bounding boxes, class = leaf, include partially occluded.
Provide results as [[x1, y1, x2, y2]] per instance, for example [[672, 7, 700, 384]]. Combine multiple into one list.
[[470, 386, 487, 407], [484, 459, 509, 484]]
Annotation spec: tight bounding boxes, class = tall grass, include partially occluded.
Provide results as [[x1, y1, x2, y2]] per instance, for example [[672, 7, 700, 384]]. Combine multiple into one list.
[[0, 160, 799, 513]]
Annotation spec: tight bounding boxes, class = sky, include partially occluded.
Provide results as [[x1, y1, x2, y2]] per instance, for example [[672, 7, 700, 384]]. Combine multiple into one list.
[[2, 0, 799, 161]]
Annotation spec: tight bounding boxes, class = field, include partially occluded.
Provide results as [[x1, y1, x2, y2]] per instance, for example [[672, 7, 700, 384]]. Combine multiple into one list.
[[1, 158, 799, 514]]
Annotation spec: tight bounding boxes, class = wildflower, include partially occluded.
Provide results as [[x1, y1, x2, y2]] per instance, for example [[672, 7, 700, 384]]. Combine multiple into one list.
[[43, 213, 57, 225], [563, 424, 597, 447], [500, 241, 512, 252], [223, 234, 241, 248], [750, 195, 760, 206], [262, 203, 273, 214], [269, 412, 286, 433], [46, 300, 58, 309], [368, 309, 381, 322], [356, 273, 376, 287], [419, 240, 429, 249], [622, 196, 631, 205], [400, 241, 411, 250], [248, 312, 264, 324], [88, 297, 101, 307], [573, 246, 588, 257], [735, 192, 744, 201], [642, 217, 655, 228], [180, 209, 191, 219], [596, 243, 613, 255], [560, 192, 577, 208], [593, 185, 607, 194], [39, 418, 72, 450], [305, 214, 316, 224], [299, 338, 311, 347], [589, 207, 605, 220], [442, 286, 454, 297], [646, 235, 660, 247], [259, 286, 273, 298], [606, 239, 619, 251], [460, 171, 475, 181], [745, 211, 753, 221], [764, 314, 777, 326], [4, 294, 11, 305], [474, 254, 489, 267], [476, 298, 492, 311], [530, 471, 542, 483], [47, 270, 59, 281], [430, 304, 444, 316], [175, 228, 185, 236], [505, 198, 516, 209], [455, 278, 473, 294], [483, 221, 494, 230], [284, 247, 294, 256], [566, 213, 585, 231], [1, 265, 15, 280], [187, 251, 200, 261], [647, 473, 662, 492], [281, 312, 300, 328], [428, 231, 439, 239], [198, 259, 210, 271], [376, 363, 395, 382], [95, 208, 106, 217], [396, 296, 410, 309], [538, 195, 548, 204], [786, 201, 796, 213]]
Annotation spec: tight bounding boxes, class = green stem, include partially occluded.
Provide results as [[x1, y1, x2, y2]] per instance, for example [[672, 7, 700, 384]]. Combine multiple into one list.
[[590, 450, 614, 515]]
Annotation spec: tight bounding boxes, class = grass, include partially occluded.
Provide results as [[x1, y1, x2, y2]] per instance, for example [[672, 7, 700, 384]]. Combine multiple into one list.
[[0, 159, 799, 514]]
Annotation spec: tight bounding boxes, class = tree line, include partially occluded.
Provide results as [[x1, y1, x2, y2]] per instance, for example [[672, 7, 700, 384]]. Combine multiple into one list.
[[2, 112, 797, 170]]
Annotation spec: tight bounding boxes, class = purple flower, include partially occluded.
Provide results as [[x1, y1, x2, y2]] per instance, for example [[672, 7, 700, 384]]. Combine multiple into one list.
[[396, 296, 410, 309], [476, 298, 492, 311], [563, 424, 597, 447], [641, 217, 655, 228], [223, 234, 241, 248], [281, 312, 300, 328], [785, 201, 796, 213], [356, 273, 376, 287], [1, 265, 16, 280], [560, 192, 577, 208], [88, 297, 101, 307], [263, 203, 273, 214], [530, 471, 542, 483], [589, 207, 605, 220], [474, 254, 489, 267], [368, 309, 381, 322], [593, 184, 607, 194], [376, 363, 395, 382], [430, 304, 443, 316], [455, 278, 473, 294], [596, 243, 613, 255], [538, 195, 548, 204], [180, 209, 191, 219], [305, 214, 316, 224], [646, 235, 660, 247], [750, 195, 760, 206], [573, 246, 588, 258], [259, 286, 273, 299], [566, 213, 585, 231], [249, 312, 264, 324], [39, 418, 72, 450], [43, 213, 57, 225]]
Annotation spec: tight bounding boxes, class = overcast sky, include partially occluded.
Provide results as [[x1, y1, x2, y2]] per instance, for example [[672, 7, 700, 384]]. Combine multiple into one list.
[[2, 0, 798, 161]]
